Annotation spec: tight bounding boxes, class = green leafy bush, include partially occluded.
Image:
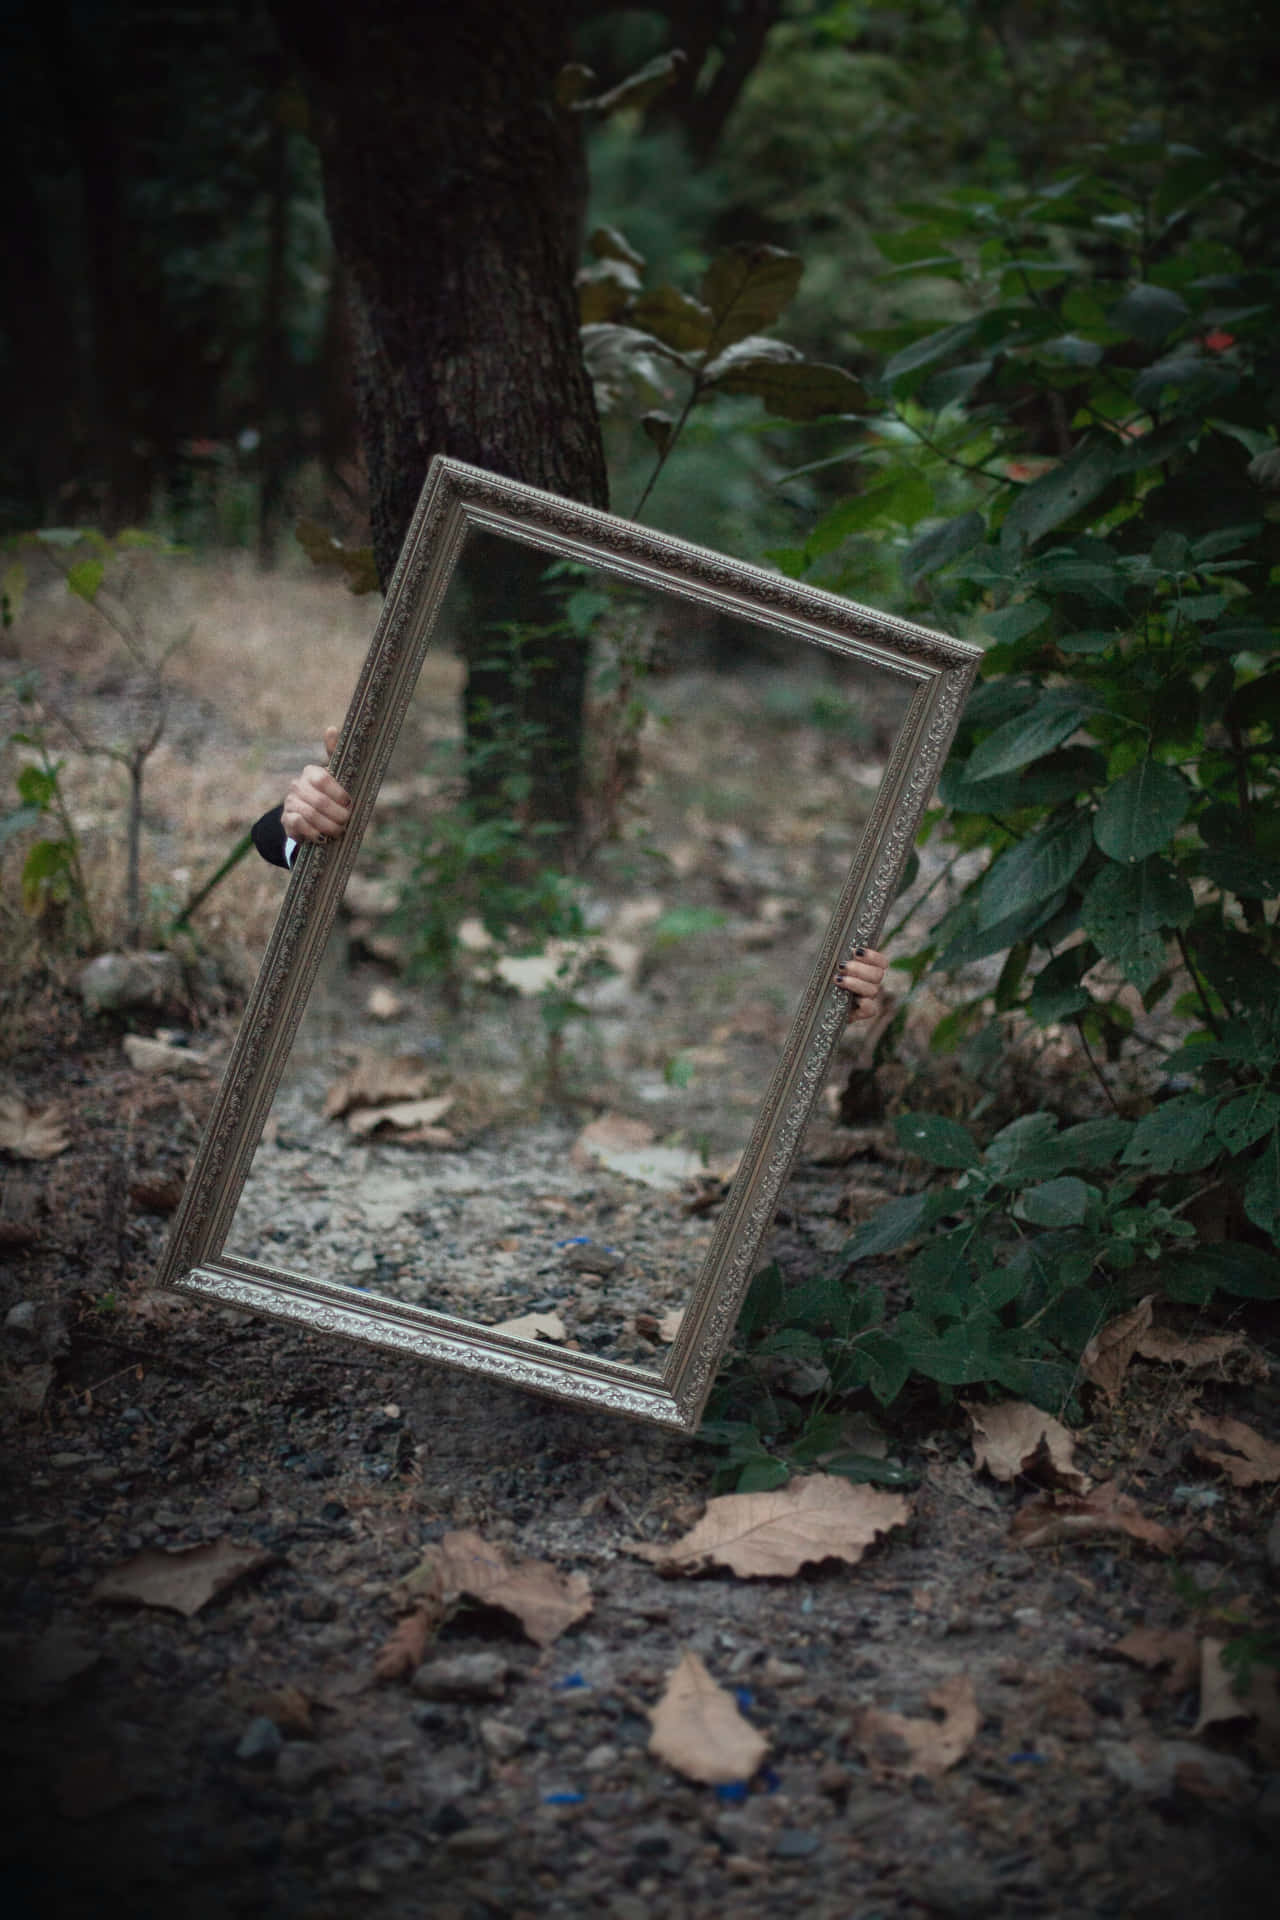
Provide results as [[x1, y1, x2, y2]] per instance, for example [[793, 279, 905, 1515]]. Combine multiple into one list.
[[712, 136, 1280, 1468]]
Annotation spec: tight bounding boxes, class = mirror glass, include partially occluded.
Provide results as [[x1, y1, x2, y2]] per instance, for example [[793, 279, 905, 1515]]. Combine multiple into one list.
[[222, 526, 913, 1373]]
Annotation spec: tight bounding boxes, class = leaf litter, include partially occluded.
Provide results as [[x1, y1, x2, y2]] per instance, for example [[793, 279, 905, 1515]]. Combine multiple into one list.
[[1187, 1412, 1280, 1487], [0, 1094, 69, 1160], [90, 1540, 276, 1617], [1009, 1479, 1180, 1554], [631, 1473, 911, 1577], [965, 1399, 1090, 1492], [853, 1673, 980, 1779], [377, 1529, 591, 1676]]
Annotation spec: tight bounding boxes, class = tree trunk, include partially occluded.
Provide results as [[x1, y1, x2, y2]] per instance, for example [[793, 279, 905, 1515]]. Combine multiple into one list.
[[269, 2, 608, 830]]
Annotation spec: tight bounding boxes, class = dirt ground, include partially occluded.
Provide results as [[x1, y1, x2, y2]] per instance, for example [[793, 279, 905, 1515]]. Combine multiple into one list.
[[2, 560, 1278, 1919]]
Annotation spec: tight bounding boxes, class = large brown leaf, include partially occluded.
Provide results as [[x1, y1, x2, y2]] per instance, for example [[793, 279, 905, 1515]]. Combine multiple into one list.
[[91, 1541, 275, 1617], [395, 1530, 591, 1649], [631, 1474, 911, 1578], [647, 1650, 769, 1785], [1194, 1637, 1280, 1760], [1110, 1626, 1200, 1694], [854, 1674, 979, 1779], [965, 1399, 1089, 1492]]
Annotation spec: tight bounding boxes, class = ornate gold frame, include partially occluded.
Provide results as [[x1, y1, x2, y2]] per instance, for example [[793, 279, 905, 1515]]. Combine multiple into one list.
[[158, 457, 979, 1429]]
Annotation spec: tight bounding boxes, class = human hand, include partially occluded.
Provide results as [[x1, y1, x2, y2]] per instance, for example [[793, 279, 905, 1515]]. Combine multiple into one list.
[[835, 945, 889, 1023], [281, 725, 351, 846]]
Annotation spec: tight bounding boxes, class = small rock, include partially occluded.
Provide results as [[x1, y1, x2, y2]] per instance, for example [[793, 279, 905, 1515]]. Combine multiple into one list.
[[444, 1824, 510, 1857], [122, 1034, 209, 1077], [236, 1717, 284, 1766], [560, 1240, 625, 1275], [79, 950, 183, 1017], [5, 1301, 38, 1338], [584, 1742, 618, 1772], [478, 1717, 526, 1760], [86, 1466, 119, 1488], [772, 1830, 822, 1861], [275, 1743, 335, 1793], [49, 1454, 87, 1470], [227, 1485, 261, 1514], [411, 1652, 508, 1703], [817, 1761, 851, 1800]]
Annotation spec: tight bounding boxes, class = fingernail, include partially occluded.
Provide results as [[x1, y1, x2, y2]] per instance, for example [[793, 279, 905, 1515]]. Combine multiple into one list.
[[855, 945, 865, 956]]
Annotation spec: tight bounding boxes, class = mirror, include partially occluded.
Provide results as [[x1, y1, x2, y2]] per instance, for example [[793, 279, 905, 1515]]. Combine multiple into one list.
[[158, 459, 978, 1429]]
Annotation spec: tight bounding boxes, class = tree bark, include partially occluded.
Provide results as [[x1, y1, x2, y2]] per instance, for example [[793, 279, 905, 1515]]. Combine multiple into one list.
[[269, 1, 608, 830]]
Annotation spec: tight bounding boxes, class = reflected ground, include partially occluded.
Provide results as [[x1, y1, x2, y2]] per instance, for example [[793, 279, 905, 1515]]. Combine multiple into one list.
[[225, 536, 912, 1370]]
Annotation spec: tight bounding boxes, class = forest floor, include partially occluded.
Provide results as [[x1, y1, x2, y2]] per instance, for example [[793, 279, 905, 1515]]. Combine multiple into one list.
[[1, 561, 1278, 1919]]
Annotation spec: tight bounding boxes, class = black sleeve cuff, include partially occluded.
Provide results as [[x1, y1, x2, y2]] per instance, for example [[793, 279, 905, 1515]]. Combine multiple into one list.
[[251, 804, 290, 869]]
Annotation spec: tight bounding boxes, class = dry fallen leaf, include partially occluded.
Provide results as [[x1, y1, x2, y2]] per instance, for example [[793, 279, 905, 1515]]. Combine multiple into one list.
[[570, 1112, 655, 1168], [365, 985, 404, 1021], [345, 1095, 455, 1138], [323, 1053, 434, 1119], [647, 1650, 769, 1785], [429, 1529, 592, 1647], [1134, 1326, 1266, 1381], [90, 1541, 276, 1617], [854, 1674, 980, 1779], [1081, 1295, 1155, 1400], [1188, 1413, 1280, 1488], [1110, 1626, 1200, 1694], [491, 1310, 568, 1344], [0, 1095, 69, 1160], [630, 1473, 912, 1579], [1194, 1637, 1280, 1759], [658, 1307, 685, 1344], [964, 1400, 1090, 1493], [374, 1601, 446, 1684], [1009, 1479, 1179, 1555], [122, 1035, 210, 1078]]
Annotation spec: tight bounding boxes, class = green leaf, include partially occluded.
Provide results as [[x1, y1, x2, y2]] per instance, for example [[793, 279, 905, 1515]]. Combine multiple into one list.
[[1244, 1131, 1280, 1239], [700, 245, 803, 350], [894, 1112, 981, 1170], [966, 694, 1093, 783], [977, 811, 1094, 930], [629, 285, 713, 354], [20, 838, 73, 912], [737, 1458, 791, 1492], [1110, 283, 1190, 346], [842, 1191, 941, 1262], [984, 1112, 1060, 1180], [1080, 857, 1194, 991], [1094, 762, 1190, 864], [1215, 1088, 1280, 1155], [1121, 1095, 1218, 1173], [1199, 848, 1280, 901], [1017, 1176, 1091, 1228], [1001, 438, 1122, 548], [881, 320, 979, 388], [67, 558, 104, 602], [1027, 947, 1093, 1027], [901, 510, 985, 586], [1160, 1244, 1280, 1303], [588, 225, 645, 269], [15, 764, 58, 811], [708, 354, 869, 420], [937, 888, 1069, 969], [982, 600, 1051, 646], [1003, 1117, 1134, 1180]]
